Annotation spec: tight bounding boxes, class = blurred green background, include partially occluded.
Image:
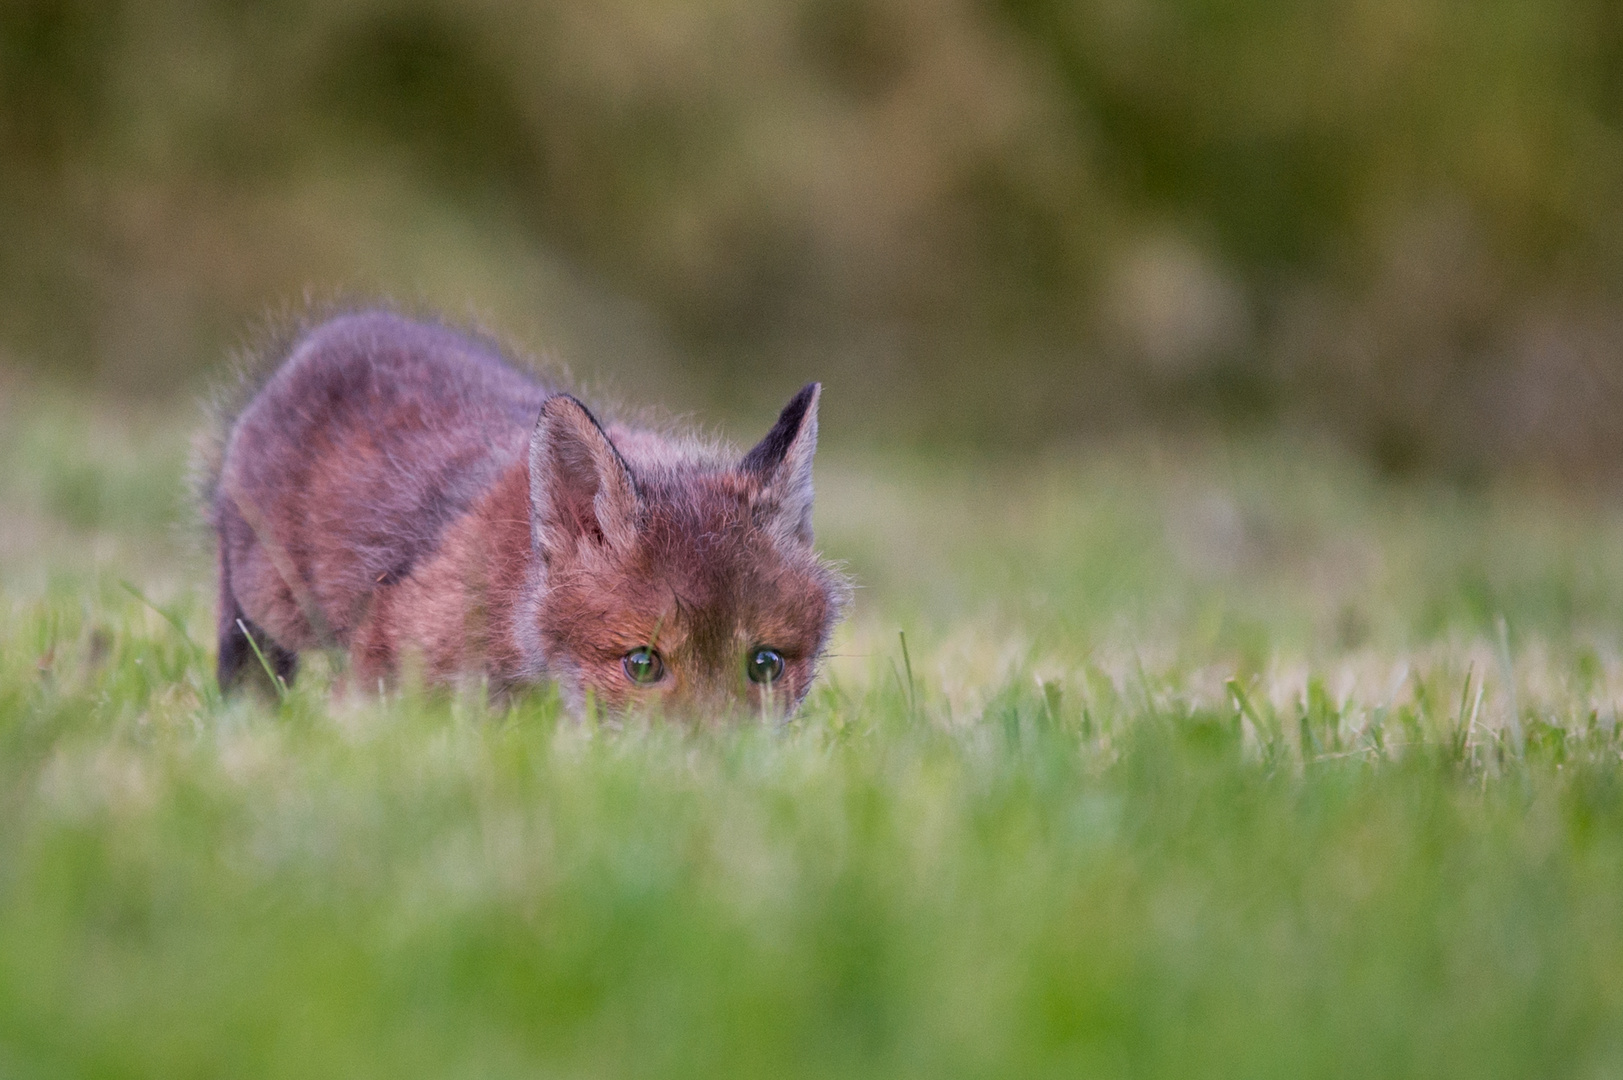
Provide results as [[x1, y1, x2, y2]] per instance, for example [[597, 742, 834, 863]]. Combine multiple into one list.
[[3, 0, 1623, 471]]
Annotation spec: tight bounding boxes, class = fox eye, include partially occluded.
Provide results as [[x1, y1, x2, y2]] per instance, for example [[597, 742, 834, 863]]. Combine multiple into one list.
[[622, 647, 665, 685], [746, 647, 785, 685]]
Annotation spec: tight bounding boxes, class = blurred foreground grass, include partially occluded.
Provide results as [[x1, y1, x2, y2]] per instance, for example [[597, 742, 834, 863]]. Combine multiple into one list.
[[5, 383, 1623, 1077]]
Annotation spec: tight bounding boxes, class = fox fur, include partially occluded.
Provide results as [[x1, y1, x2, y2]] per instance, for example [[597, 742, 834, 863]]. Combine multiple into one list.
[[206, 309, 846, 717]]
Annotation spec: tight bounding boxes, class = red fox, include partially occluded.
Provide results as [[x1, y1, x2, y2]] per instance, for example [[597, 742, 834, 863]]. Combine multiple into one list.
[[205, 309, 847, 717]]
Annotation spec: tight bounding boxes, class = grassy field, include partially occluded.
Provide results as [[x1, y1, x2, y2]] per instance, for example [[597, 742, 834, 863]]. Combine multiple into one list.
[[5, 383, 1623, 1078]]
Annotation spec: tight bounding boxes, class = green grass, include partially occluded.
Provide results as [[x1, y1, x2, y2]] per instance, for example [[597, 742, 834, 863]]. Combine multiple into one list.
[[5, 386, 1623, 1078]]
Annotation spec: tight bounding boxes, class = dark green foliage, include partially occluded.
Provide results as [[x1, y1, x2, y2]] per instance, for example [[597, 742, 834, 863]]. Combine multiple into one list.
[[4, 0, 1623, 468]]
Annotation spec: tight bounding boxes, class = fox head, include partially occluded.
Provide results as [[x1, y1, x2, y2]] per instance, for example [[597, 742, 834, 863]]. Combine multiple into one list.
[[525, 385, 846, 719]]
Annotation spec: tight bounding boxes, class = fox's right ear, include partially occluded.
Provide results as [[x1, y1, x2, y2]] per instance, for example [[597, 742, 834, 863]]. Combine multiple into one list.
[[742, 383, 819, 545], [530, 395, 640, 560]]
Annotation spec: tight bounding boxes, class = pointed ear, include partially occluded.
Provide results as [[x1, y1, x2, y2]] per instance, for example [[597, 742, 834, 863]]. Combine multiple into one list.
[[530, 395, 640, 560], [741, 383, 819, 545]]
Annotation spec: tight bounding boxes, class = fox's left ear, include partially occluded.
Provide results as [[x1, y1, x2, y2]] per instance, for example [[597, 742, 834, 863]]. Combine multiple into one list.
[[741, 383, 820, 545]]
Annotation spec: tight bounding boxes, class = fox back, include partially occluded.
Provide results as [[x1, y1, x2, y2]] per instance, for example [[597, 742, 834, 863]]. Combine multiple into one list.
[[208, 310, 846, 717]]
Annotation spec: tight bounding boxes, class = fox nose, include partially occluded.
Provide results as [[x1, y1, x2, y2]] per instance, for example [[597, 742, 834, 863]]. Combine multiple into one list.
[[663, 678, 765, 725], [680, 689, 748, 724]]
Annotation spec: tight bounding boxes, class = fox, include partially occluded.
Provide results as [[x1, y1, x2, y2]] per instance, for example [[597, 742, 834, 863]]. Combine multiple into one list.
[[204, 308, 847, 718]]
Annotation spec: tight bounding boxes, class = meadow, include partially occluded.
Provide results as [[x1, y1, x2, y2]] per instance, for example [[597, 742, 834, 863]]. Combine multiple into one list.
[[4, 382, 1623, 1078]]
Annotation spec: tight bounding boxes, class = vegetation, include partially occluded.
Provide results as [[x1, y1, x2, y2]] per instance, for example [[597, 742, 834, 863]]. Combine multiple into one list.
[[6, 3, 1622, 1070], [5, 386, 1623, 1076], [4, 0, 1623, 467]]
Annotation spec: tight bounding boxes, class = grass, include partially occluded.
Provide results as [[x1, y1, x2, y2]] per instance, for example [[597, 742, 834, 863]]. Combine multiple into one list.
[[5, 384, 1623, 1077]]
